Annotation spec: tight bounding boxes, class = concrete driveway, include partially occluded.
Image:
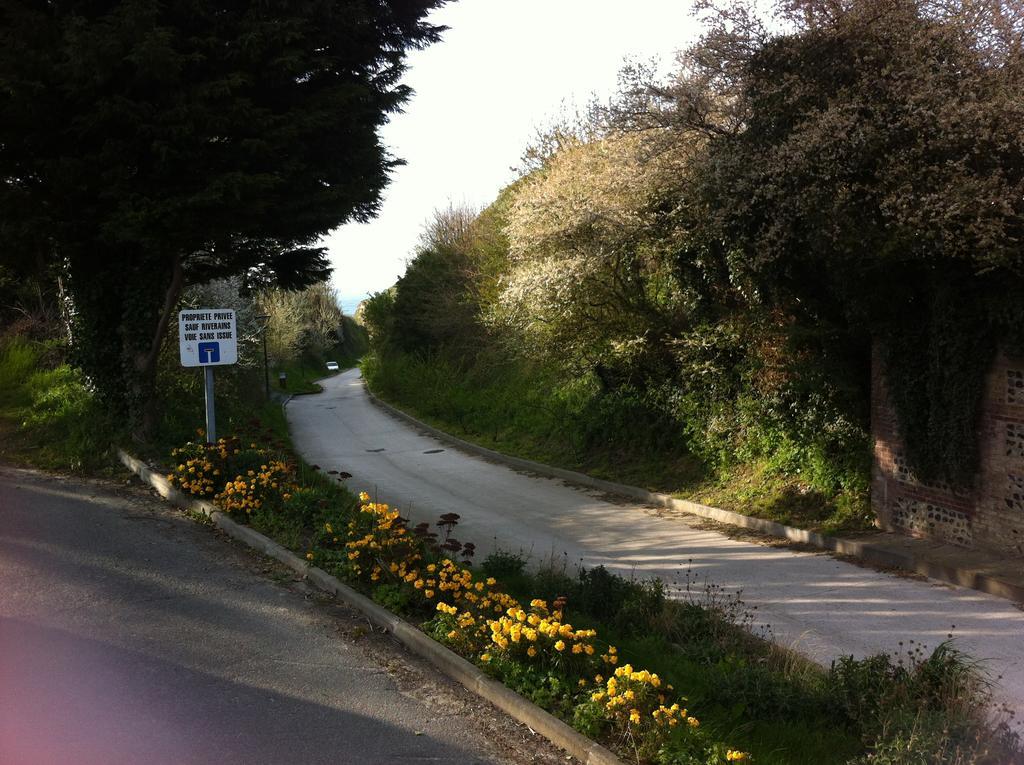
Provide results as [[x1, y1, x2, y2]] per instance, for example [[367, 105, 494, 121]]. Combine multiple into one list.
[[0, 465, 566, 765], [287, 368, 1024, 720]]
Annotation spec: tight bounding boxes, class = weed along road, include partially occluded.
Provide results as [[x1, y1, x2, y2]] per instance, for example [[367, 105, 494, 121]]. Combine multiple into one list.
[[0, 465, 566, 765], [288, 369, 1024, 721]]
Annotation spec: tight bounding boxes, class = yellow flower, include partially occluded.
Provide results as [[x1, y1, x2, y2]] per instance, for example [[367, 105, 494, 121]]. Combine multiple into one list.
[[527, 646, 537, 658], [305, 552, 314, 561], [687, 717, 699, 728], [726, 753, 749, 763], [554, 640, 565, 652], [480, 653, 491, 662], [629, 709, 641, 724]]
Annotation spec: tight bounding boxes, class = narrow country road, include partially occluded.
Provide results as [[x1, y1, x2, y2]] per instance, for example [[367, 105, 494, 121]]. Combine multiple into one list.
[[0, 465, 567, 765], [288, 369, 1024, 720]]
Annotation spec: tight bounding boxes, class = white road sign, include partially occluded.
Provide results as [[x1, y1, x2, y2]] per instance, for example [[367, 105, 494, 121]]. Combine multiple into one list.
[[179, 309, 238, 367]]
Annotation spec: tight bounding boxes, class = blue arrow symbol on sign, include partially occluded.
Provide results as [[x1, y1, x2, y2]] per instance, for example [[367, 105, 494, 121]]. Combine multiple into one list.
[[198, 342, 220, 364]]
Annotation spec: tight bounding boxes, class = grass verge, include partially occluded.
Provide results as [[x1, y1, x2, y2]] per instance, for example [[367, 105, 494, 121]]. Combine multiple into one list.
[[0, 337, 122, 472], [361, 350, 873, 537]]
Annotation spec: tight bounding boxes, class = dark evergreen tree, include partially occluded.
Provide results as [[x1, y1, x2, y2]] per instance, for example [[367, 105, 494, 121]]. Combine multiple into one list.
[[0, 0, 446, 438]]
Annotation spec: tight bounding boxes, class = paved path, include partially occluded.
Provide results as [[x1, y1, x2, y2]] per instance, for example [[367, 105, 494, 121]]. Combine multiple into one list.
[[288, 369, 1024, 720], [0, 465, 564, 765]]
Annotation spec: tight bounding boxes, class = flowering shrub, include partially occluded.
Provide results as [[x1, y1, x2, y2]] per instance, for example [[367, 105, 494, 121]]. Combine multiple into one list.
[[216, 458, 295, 515], [310, 495, 421, 583], [589, 663, 687, 731], [484, 599, 598, 672], [166, 436, 239, 497], [167, 436, 298, 518]]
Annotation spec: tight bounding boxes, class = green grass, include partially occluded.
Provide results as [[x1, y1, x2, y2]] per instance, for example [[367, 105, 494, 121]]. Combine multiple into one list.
[[0, 338, 122, 471], [687, 464, 876, 537], [362, 349, 706, 488]]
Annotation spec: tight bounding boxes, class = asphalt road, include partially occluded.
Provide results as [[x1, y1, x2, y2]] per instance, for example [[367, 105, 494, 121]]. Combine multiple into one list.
[[0, 465, 566, 765], [288, 369, 1024, 721]]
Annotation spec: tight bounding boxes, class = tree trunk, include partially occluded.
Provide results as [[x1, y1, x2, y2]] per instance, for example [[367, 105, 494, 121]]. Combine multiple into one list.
[[127, 255, 183, 444]]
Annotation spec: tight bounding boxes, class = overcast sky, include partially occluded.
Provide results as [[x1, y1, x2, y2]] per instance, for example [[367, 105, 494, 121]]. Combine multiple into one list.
[[325, 1, 702, 313]]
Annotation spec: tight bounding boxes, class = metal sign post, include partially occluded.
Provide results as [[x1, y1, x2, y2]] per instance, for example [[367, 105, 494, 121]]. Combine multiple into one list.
[[204, 366, 216, 443], [179, 308, 238, 444]]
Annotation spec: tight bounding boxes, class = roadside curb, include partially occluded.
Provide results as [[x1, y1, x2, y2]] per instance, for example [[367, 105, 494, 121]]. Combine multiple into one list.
[[117, 450, 624, 765], [363, 389, 1024, 604]]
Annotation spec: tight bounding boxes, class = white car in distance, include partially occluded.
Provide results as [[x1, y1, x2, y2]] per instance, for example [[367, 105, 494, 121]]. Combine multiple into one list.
[[325, 361, 340, 372]]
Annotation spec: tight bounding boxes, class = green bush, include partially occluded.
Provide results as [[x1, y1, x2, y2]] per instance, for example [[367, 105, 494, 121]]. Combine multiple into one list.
[[371, 583, 414, 614], [571, 566, 666, 637], [281, 484, 337, 528], [481, 548, 528, 579], [0, 338, 120, 470], [826, 641, 1021, 763], [0, 338, 38, 406]]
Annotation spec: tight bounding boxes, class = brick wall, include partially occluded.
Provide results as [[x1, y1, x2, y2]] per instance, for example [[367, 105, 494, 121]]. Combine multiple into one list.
[[872, 345, 1024, 557]]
